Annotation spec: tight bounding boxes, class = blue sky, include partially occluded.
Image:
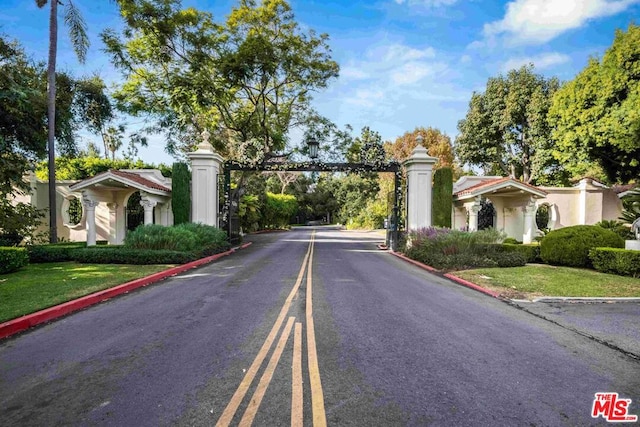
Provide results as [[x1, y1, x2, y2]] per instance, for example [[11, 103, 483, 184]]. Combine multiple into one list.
[[2, 0, 639, 165]]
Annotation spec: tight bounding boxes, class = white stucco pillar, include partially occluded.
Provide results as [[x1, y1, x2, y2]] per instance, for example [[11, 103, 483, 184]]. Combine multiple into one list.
[[82, 194, 100, 246], [107, 202, 127, 245], [141, 198, 157, 225], [403, 144, 438, 230], [187, 130, 224, 226], [522, 199, 537, 244], [466, 199, 481, 232]]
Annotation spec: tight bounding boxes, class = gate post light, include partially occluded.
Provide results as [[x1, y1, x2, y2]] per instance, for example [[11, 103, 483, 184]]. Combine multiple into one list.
[[307, 137, 319, 160]]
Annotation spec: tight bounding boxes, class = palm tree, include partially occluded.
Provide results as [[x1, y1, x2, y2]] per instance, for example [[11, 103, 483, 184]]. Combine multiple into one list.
[[36, 0, 89, 243]]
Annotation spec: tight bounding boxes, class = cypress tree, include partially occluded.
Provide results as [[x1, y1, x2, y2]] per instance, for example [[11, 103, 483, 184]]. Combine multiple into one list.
[[432, 167, 453, 228], [172, 162, 191, 225]]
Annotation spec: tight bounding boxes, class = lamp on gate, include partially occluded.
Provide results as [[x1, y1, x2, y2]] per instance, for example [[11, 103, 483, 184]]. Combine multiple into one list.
[[307, 137, 319, 160]]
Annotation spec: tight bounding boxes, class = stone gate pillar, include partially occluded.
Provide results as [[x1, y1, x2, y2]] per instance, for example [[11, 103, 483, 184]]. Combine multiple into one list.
[[187, 130, 224, 226], [403, 145, 438, 230]]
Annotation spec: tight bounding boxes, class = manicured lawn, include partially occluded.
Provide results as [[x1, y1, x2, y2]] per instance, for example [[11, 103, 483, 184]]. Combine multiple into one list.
[[0, 262, 173, 323], [452, 264, 640, 299]]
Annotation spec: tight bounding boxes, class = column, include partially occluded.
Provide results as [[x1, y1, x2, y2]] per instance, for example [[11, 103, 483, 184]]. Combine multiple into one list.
[[466, 199, 481, 232], [140, 199, 157, 225], [187, 130, 224, 226], [82, 194, 100, 246], [522, 198, 537, 244], [403, 144, 438, 230]]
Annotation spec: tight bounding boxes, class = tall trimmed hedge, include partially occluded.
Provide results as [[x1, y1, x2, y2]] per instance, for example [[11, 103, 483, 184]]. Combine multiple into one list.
[[432, 167, 453, 228], [540, 225, 624, 268], [172, 162, 191, 225], [590, 247, 640, 277], [263, 192, 298, 228]]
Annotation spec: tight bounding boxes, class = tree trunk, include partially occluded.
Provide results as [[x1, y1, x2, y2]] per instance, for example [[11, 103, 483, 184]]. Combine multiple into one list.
[[47, 0, 58, 243]]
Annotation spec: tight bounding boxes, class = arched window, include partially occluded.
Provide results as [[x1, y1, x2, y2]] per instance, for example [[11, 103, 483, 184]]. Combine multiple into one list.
[[62, 195, 83, 227], [126, 192, 145, 231], [478, 198, 495, 230]]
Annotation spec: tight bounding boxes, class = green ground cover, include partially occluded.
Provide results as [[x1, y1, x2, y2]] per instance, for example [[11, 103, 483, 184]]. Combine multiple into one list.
[[0, 262, 173, 323], [453, 264, 640, 299]]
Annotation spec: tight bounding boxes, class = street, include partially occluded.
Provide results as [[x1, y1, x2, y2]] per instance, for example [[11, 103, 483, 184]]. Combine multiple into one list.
[[1, 226, 639, 426]]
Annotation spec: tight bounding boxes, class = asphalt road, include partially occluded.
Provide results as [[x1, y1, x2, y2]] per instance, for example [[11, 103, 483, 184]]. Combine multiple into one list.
[[1, 226, 639, 426]]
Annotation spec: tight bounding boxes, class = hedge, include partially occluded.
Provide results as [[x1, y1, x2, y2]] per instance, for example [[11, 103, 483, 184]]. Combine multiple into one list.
[[27, 242, 87, 263], [70, 247, 200, 265], [432, 167, 453, 228], [0, 247, 29, 274], [501, 243, 541, 263], [540, 225, 624, 268], [589, 248, 640, 278], [172, 162, 191, 225]]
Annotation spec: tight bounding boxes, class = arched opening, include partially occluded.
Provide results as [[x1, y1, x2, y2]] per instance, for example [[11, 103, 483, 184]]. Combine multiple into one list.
[[478, 198, 495, 230], [536, 203, 551, 231], [62, 195, 83, 227], [126, 191, 145, 231]]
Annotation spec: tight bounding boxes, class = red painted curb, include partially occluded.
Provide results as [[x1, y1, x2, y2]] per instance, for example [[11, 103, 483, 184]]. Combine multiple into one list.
[[390, 251, 501, 298], [390, 251, 439, 273], [442, 273, 501, 298], [0, 242, 253, 340]]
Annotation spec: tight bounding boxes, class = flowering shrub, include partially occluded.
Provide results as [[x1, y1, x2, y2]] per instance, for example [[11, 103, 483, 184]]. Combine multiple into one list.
[[403, 227, 524, 271]]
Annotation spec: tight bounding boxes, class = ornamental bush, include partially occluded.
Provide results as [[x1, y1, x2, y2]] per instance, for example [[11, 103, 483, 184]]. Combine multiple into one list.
[[0, 247, 29, 274], [501, 243, 541, 263], [124, 224, 198, 251], [589, 248, 640, 277], [70, 247, 199, 265], [540, 225, 624, 268], [174, 222, 229, 255]]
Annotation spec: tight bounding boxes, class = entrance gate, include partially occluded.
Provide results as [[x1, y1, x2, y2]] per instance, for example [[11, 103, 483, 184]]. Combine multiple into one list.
[[220, 160, 403, 250]]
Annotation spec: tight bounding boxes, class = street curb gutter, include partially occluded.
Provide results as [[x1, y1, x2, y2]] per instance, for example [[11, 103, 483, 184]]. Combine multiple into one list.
[[390, 251, 501, 299], [0, 242, 253, 341]]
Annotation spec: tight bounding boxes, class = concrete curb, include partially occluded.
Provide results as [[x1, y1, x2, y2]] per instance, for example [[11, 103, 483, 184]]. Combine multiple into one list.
[[0, 242, 253, 341], [390, 251, 501, 298]]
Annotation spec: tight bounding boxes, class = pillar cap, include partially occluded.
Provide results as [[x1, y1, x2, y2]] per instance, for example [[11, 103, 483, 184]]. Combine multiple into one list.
[[403, 145, 438, 166]]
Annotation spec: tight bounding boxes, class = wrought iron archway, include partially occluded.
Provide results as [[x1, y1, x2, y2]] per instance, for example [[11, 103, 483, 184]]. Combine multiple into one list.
[[220, 160, 403, 250]]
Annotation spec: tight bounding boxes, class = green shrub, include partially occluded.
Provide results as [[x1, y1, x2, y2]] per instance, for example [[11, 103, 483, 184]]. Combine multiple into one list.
[[503, 237, 520, 244], [172, 162, 191, 225], [174, 223, 229, 255], [589, 248, 640, 277], [27, 242, 87, 263], [124, 224, 198, 251], [0, 247, 29, 274], [502, 243, 540, 263], [432, 167, 453, 228], [540, 225, 624, 268], [263, 192, 298, 228], [70, 247, 199, 265], [404, 227, 516, 270], [492, 251, 527, 267]]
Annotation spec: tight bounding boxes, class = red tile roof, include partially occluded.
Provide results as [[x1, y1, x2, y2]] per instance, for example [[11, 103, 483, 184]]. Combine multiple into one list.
[[455, 177, 546, 197], [108, 170, 171, 192]]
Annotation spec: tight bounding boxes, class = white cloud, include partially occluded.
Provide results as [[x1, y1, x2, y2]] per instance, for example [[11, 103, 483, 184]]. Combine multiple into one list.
[[484, 0, 640, 45], [341, 67, 371, 81], [390, 62, 435, 84], [501, 52, 571, 71]]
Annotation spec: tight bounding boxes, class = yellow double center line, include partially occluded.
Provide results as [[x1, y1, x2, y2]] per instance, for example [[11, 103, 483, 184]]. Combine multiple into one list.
[[216, 231, 326, 427]]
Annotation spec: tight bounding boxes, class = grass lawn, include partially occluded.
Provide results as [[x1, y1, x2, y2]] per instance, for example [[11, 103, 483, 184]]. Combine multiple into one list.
[[452, 264, 640, 299], [0, 262, 174, 323]]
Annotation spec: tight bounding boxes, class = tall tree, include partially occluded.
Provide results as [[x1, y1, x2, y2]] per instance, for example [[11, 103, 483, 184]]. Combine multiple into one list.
[[102, 0, 339, 160], [548, 24, 640, 184], [456, 65, 560, 184], [384, 126, 455, 168], [37, 0, 89, 242]]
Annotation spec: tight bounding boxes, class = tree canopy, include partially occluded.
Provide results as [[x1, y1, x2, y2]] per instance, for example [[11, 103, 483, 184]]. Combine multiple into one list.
[[384, 127, 455, 168], [456, 65, 560, 184], [548, 24, 640, 184], [102, 0, 339, 160]]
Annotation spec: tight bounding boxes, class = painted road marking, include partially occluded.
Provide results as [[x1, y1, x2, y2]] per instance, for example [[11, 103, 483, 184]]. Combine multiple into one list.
[[305, 232, 327, 427], [216, 230, 327, 426], [215, 234, 313, 427], [292, 322, 303, 427], [239, 317, 296, 426]]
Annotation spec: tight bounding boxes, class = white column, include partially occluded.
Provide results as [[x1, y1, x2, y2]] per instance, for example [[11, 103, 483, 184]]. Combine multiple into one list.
[[82, 194, 100, 246], [403, 145, 438, 230], [466, 199, 481, 232], [522, 198, 537, 244], [140, 199, 157, 225], [187, 130, 224, 226]]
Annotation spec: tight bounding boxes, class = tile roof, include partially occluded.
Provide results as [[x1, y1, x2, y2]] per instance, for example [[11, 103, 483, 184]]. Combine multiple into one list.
[[108, 170, 171, 192], [455, 177, 546, 197]]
